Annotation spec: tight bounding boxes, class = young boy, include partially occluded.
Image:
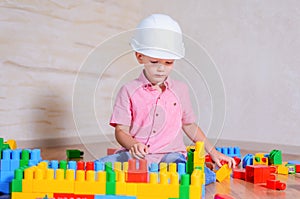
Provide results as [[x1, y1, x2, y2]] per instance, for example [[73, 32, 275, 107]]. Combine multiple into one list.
[[100, 14, 235, 168]]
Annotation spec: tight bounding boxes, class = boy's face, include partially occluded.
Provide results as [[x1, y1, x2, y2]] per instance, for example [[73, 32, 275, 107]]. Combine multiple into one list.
[[135, 52, 175, 85]]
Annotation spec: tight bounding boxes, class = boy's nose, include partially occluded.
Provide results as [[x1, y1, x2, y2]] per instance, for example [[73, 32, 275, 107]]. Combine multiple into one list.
[[157, 64, 165, 71]]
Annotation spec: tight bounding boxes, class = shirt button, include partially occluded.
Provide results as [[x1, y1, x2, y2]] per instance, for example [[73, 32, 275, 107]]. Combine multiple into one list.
[[147, 144, 150, 148], [156, 113, 159, 116], [153, 130, 156, 133]]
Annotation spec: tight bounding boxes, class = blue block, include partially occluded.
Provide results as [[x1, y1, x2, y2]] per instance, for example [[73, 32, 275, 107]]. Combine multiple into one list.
[[204, 166, 216, 185], [242, 154, 253, 168], [0, 182, 10, 194], [50, 160, 59, 170], [10, 159, 20, 171], [95, 161, 105, 171], [0, 150, 11, 171], [68, 161, 77, 170], [149, 163, 159, 172], [288, 160, 300, 165], [30, 149, 41, 162], [0, 170, 14, 182]]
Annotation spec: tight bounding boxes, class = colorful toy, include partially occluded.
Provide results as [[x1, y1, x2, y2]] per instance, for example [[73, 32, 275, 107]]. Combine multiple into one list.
[[245, 165, 276, 184], [66, 149, 84, 159], [269, 150, 282, 165], [214, 193, 235, 199], [215, 164, 232, 182], [266, 179, 286, 190]]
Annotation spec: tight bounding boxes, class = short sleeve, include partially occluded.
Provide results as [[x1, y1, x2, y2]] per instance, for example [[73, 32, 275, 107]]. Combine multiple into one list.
[[109, 85, 132, 127]]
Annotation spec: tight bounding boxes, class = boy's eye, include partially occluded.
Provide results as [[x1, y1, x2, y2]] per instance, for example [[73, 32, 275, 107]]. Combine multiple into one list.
[[150, 60, 159, 64], [165, 61, 174, 65]]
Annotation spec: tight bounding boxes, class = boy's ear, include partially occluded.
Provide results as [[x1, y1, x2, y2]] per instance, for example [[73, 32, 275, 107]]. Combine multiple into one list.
[[135, 52, 144, 64]]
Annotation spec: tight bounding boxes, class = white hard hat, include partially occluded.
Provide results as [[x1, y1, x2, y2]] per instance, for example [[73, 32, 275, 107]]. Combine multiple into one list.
[[130, 14, 185, 59]]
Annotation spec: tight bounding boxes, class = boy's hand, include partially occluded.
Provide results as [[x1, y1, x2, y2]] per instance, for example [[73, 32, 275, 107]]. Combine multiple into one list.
[[129, 143, 149, 159], [209, 149, 236, 168]]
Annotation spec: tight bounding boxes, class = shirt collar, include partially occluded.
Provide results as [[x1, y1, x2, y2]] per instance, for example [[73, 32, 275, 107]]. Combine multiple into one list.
[[137, 70, 172, 89]]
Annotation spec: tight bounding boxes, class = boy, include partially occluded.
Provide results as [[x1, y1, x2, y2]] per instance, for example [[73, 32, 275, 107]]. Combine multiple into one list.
[[101, 14, 235, 168]]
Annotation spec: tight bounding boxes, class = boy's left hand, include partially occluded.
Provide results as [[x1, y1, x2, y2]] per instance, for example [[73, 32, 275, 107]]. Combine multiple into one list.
[[209, 149, 236, 168]]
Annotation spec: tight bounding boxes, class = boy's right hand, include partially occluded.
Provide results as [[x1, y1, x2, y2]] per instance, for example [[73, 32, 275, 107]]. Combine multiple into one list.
[[129, 143, 148, 159]]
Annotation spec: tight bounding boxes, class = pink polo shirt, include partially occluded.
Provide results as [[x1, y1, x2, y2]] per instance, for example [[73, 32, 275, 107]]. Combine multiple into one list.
[[110, 71, 196, 162]]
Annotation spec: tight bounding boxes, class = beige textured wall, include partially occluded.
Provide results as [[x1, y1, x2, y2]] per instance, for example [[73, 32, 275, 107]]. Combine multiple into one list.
[[1, 1, 299, 150]]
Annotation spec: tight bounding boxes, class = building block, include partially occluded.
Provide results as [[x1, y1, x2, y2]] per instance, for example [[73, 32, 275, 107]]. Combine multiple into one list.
[[136, 172, 179, 199], [214, 193, 235, 199], [11, 169, 23, 192], [245, 165, 275, 184], [232, 169, 245, 180], [216, 146, 241, 158], [4, 140, 17, 150], [277, 165, 289, 175], [253, 153, 268, 166], [242, 154, 253, 168], [74, 170, 106, 195], [266, 179, 286, 190], [190, 169, 202, 199], [126, 159, 148, 183], [285, 164, 296, 174], [0, 182, 10, 194], [216, 164, 232, 182], [106, 170, 116, 195], [66, 149, 84, 159], [179, 174, 190, 199], [11, 192, 54, 199], [107, 148, 118, 155], [269, 150, 282, 165]]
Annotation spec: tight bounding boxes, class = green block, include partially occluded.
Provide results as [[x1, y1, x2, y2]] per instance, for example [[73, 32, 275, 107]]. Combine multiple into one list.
[[20, 150, 30, 167], [187, 150, 194, 175], [105, 162, 113, 172], [66, 149, 84, 159], [269, 150, 282, 165], [11, 169, 23, 192], [11, 179, 22, 192], [179, 174, 190, 199], [106, 170, 116, 195]]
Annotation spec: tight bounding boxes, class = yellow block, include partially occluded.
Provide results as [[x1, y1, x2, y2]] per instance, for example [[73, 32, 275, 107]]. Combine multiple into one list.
[[11, 192, 53, 199], [5, 139, 17, 149], [277, 165, 289, 175], [216, 164, 232, 182], [74, 170, 106, 194]]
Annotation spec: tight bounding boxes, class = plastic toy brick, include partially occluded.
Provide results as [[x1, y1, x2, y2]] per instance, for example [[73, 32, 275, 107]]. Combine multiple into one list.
[[4, 139, 17, 150], [269, 150, 282, 165], [126, 159, 148, 183], [245, 165, 275, 184], [216, 146, 241, 158], [66, 149, 84, 159], [74, 170, 106, 195], [232, 169, 245, 180], [136, 172, 179, 198], [253, 153, 268, 166], [242, 154, 253, 168], [285, 164, 296, 174], [266, 179, 286, 190], [0, 182, 10, 194], [107, 148, 118, 155], [287, 160, 300, 173], [216, 164, 232, 182], [106, 170, 116, 195], [277, 165, 289, 175], [189, 169, 202, 199], [11, 169, 23, 192], [214, 193, 235, 199], [11, 192, 54, 199], [179, 174, 190, 199]]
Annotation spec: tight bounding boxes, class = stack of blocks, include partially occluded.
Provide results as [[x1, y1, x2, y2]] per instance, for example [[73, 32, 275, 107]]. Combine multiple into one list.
[[0, 137, 42, 194], [10, 141, 206, 199]]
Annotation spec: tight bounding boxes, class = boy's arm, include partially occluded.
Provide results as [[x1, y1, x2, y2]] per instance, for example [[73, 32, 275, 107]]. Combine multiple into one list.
[[115, 124, 148, 159], [182, 123, 236, 168]]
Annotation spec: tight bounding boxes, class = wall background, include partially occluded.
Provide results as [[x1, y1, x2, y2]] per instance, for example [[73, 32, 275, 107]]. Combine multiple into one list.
[[0, 1, 299, 153]]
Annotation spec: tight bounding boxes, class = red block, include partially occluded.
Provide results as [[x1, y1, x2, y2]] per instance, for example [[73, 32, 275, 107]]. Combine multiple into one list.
[[233, 157, 241, 167], [296, 165, 300, 173], [232, 169, 245, 180], [126, 159, 148, 183], [54, 193, 94, 199], [245, 165, 274, 184], [205, 154, 213, 163], [107, 148, 118, 155], [214, 193, 235, 199], [266, 179, 286, 190], [86, 161, 94, 171]]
